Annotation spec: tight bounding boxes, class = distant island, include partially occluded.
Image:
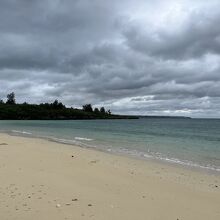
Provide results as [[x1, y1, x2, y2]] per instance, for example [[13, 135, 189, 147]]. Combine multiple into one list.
[[138, 116, 191, 119], [0, 92, 138, 120]]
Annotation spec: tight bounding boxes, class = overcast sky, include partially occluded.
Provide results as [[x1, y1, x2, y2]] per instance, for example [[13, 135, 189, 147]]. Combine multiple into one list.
[[0, 0, 220, 117]]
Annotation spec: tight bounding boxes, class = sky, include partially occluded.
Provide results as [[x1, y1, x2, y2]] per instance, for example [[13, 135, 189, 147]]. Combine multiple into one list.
[[0, 0, 220, 117]]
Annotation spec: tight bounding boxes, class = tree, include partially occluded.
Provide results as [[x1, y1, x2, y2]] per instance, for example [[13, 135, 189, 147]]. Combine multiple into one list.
[[94, 107, 100, 114], [100, 107, 105, 114], [107, 109, 111, 115], [0, 99, 4, 104], [6, 92, 16, 105], [57, 102, 65, 109], [52, 100, 65, 109], [52, 99, 59, 107], [82, 104, 93, 112]]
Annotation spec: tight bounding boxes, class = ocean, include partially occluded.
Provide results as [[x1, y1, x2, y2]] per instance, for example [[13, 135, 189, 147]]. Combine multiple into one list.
[[0, 119, 220, 172]]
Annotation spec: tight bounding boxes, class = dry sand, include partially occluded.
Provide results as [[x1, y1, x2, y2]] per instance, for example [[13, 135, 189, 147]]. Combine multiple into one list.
[[0, 133, 219, 220]]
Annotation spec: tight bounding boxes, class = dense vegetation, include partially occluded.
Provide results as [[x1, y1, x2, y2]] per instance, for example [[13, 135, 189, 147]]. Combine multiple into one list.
[[0, 93, 138, 120]]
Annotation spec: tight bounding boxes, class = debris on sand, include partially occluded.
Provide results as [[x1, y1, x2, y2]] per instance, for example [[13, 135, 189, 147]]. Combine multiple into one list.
[[56, 204, 61, 208]]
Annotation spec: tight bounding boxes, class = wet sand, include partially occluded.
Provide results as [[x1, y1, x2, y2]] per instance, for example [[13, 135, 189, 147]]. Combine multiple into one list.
[[0, 133, 219, 220]]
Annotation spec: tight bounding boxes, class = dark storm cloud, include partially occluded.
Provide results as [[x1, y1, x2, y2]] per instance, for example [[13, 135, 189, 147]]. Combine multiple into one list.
[[123, 1, 220, 60], [0, 0, 220, 117]]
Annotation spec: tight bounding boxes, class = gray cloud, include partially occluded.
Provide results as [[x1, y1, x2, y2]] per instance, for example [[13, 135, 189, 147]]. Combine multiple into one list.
[[0, 0, 220, 117], [123, 1, 220, 60]]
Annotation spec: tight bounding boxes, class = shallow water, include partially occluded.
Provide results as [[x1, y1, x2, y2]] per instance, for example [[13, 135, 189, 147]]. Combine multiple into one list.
[[0, 119, 220, 172]]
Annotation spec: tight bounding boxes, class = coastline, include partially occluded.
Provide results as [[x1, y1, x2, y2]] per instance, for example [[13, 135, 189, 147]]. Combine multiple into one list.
[[3, 129, 220, 175], [0, 133, 220, 219]]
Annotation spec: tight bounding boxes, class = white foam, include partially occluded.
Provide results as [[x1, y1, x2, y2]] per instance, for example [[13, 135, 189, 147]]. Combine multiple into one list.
[[49, 137, 78, 145], [109, 147, 220, 172], [11, 130, 32, 135], [49, 137, 97, 148], [74, 137, 93, 141], [157, 156, 220, 172]]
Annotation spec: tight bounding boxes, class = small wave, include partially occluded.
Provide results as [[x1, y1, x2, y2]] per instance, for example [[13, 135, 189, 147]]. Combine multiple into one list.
[[108, 147, 220, 172], [50, 137, 78, 145], [49, 137, 96, 149], [74, 137, 93, 141], [11, 130, 32, 135], [155, 155, 220, 172]]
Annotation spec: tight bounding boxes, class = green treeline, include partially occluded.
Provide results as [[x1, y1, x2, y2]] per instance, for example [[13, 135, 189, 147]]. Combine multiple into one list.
[[0, 92, 138, 120]]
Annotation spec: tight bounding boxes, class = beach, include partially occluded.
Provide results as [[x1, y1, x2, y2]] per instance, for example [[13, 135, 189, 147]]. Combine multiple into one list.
[[0, 133, 219, 220]]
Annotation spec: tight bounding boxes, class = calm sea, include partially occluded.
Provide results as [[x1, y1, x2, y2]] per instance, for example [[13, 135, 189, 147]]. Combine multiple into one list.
[[0, 119, 220, 172]]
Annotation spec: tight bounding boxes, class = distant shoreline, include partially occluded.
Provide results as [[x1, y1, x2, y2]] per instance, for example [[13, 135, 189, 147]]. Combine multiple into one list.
[[138, 115, 191, 119], [0, 102, 138, 120]]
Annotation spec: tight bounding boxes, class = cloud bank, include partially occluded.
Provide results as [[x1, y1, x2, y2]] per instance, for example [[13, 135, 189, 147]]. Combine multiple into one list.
[[0, 0, 220, 117]]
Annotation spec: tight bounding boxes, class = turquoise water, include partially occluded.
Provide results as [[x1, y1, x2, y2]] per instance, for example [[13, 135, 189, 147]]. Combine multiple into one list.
[[0, 119, 220, 172]]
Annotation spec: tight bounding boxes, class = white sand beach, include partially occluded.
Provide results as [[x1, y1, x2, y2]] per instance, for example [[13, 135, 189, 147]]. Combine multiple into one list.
[[0, 133, 219, 220]]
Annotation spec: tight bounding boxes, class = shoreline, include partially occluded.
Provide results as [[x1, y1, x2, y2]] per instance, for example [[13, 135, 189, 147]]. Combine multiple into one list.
[[2, 130, 220, 175], [0, 133, 220, 219]]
